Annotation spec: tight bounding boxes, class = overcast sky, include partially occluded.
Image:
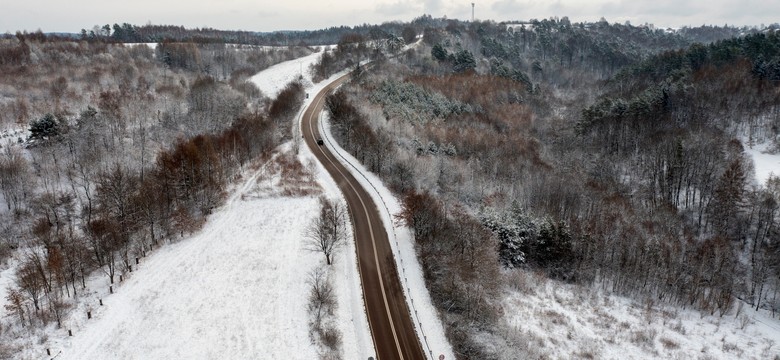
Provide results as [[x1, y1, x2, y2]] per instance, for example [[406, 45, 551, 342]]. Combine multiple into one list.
[[3, 0, 778, 34]]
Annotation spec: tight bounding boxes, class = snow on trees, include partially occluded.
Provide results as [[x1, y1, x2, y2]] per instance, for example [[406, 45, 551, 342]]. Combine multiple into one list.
[[29, 113, 60, 140], [368, 80, 473, 124], [480, 205, 536, 269], [305, 197, 349, 265]]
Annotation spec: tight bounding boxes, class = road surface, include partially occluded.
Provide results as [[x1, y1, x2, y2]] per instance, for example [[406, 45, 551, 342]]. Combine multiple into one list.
[[302, 73, 427, 360]]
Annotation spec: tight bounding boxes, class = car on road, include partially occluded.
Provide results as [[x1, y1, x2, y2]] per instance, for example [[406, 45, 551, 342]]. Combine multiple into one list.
[[316, 138, 324, 145]]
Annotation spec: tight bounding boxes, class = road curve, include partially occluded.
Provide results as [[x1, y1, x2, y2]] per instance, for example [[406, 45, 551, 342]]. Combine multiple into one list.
[[302, 73, 427, 360]]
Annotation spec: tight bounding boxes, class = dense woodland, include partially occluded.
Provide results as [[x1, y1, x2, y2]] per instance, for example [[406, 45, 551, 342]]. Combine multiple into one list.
[[323, 18, 780, 358], [2, 17, 780, 359], [65, 22, 414, 46]]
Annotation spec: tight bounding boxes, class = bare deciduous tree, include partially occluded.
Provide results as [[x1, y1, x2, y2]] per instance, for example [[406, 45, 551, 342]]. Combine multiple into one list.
[[307, 266, 335, 328], [0, 146, 32, 212], [305, 197, 348, 265]]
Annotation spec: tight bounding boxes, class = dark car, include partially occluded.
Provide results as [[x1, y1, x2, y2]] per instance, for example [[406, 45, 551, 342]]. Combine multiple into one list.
[[316, 138, 324, 145]]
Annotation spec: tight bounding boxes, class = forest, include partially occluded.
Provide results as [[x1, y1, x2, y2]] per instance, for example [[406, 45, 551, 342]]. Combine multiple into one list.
[[1, 16, 780, 359], [323, 17, 780, 357]]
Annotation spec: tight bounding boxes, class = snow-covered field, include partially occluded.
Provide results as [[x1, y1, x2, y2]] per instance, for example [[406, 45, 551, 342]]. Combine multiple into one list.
[[496, 272, 780, 359], [31, 144, 377, 359], [58, 170, 332, 359], [2, 151, 336, 358], [249, 48, 326, 99]]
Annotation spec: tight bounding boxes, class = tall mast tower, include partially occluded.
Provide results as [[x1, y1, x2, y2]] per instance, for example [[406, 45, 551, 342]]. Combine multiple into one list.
[[471, 3, 475, 22]]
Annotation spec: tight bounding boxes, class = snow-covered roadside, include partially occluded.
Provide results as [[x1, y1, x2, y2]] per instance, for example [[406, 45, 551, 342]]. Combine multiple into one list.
[[318, 109, 454, 359], [292, 65, 378, 359]]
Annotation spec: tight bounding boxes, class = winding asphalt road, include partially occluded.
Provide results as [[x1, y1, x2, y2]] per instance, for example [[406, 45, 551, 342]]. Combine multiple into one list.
[[302, 73, 427, 360]]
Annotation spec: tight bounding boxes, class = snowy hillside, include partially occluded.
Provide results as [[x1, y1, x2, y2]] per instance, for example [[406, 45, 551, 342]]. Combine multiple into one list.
[[5, 48, 452, 360], [249, 47, 325, 98], [2, 49, 379, 360], [495, 272, 780, 359]]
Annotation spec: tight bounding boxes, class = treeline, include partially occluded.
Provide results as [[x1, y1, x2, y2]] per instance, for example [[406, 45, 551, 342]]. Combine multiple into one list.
[[0, 35, 310, 132], [396, 192, 500, 357], [616, 31, 780, 86], [325, 89, 392, 174], [310, 31, 408, 82], [77, 22, 415, 46], [3, 82, 303, 330], [419, 17, 694, 87], [676, 24, 776, 45], [155, 41, 314, 80]]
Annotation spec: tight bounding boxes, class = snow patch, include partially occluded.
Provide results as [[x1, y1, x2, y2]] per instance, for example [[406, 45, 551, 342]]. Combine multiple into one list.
[[249, 48, 326, 99], [745, 140, 780, 186]]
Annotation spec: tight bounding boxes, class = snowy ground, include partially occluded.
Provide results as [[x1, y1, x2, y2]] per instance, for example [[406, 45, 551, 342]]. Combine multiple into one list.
[[494, 271, 780, 359], [249, 48, 325, 99], [58, 172, 328, 359], [745, 140, 780, 186]]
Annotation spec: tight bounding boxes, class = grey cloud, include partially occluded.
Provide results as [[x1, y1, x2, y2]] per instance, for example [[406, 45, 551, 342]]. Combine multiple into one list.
[[376, 1, 423, 16], [424, 0, 444, 15], [713, 0, 780, 24], [490, 0, 581, 20], [599, 1, 701, 18], [492, 0, 525, 13], [547, 1, 585, 17]]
